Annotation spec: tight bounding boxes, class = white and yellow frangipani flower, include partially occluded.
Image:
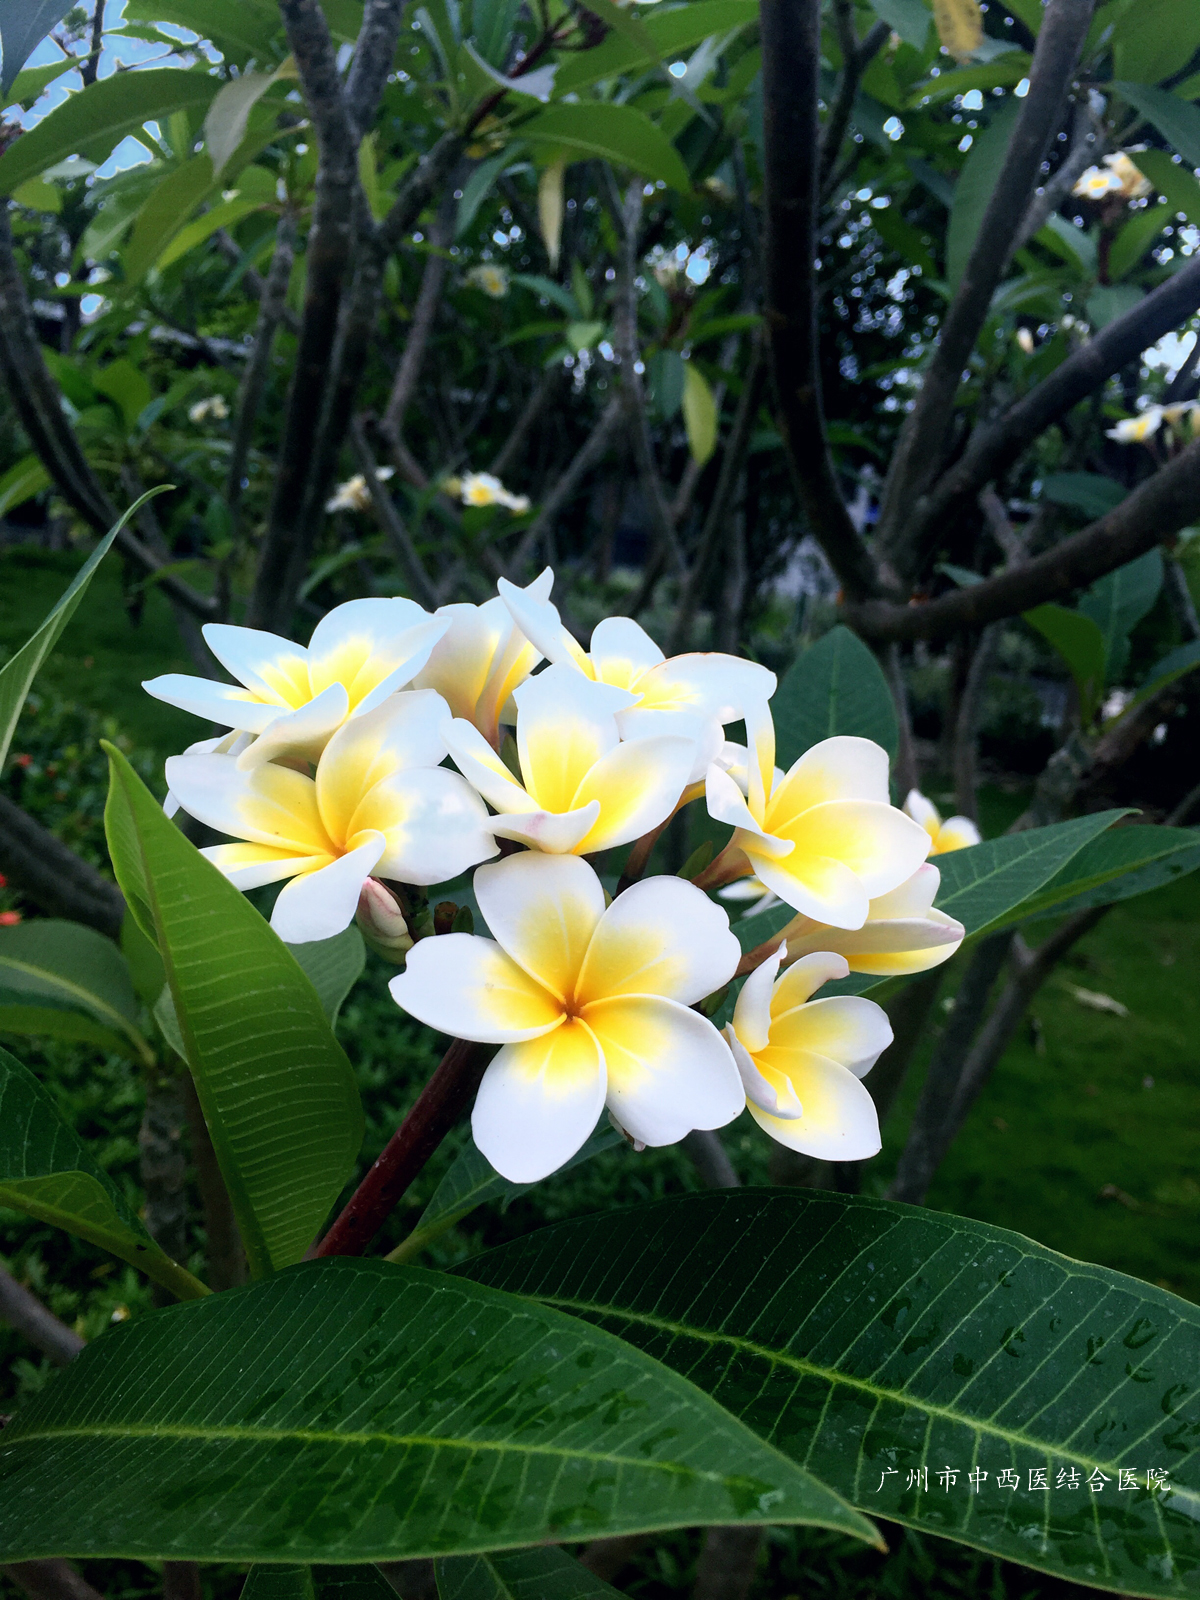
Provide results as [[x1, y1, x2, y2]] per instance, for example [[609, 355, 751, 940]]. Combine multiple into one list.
[[706, 728, 931, 929], [902, 789, 981, 854], [443, 662, 696, 855], [412, 568, 550, 748], [459, 471, 529, 512], [144, 597, 448, 770], [465, 264, 509, 298], [165, 690, 496, 944], [390, 852, 743, 1181], [725, 946, 890, 1160], [773, 863, 965, 976], [497, 578, 776, 781], [1072, 165, 1125, 202], [1106, 408, 1162, 444], [188, 395, 229, 424], [1104, 151, 1152, 201], [325, 466, 395, 514]]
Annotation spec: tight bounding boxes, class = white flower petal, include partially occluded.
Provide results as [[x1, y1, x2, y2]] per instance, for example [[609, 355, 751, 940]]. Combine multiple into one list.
[[588, 616, 664, 687], [201, 623, 309, 704], [142, 674, 281, 732], [577, 875, 740, 1007], [269, 833, 386, 944], [724, 1024, 802, 1119], [471, 1020, 606, 1182], [444, 717, 536, 814], [771, 995, 893, 1078], [570, 734, 696, 854], [390, 934, 563, 1041], [584, 996, 744, 1146], [315, 689, 454, 842], [489, 805, 602, 854], [748, 848, 870, 927], [473, 852, 605, 1004], [513, 663, 635, 815], [357, 767, 497, 885], [868, 863, 940, 920], [747, 1052, 880, 1160], [772, 951, 850, 1009], [771, 798, 931, 901], [616, 706, 723, 785], [706, 765, 791, 854], [497, 577, 591, 673], [903, 788, 941, 834], [934, 815, 982, 852], [770, 736, 892, 820], [200, 843, 319, 890], [635, 654, 776, 724], [236, 684, 350, 769], [730, 942, 786, 1053], [164, 753, 333, 856], [306, 598, 446, 709]]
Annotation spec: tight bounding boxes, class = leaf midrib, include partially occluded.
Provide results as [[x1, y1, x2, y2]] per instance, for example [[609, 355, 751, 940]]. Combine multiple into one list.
[[526, 1294, 1199, 1514], [0, 955, 141, 1045]]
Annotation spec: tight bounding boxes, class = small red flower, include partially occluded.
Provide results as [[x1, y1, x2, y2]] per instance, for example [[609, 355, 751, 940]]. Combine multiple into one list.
[[0, 910, 22, 925], [13, 753, 31, 768], [0, 872, 6, 888]]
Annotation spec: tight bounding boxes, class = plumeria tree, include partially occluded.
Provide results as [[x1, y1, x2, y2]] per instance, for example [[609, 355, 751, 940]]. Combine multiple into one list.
[[3, 0, 1200, 1596]]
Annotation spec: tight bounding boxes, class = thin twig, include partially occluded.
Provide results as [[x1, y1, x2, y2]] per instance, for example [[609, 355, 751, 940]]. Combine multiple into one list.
[[350, 417, 440, 609], [0, 1266, 85, 1366], [225, 211, 297, 534], [382, 193, 456, 447]]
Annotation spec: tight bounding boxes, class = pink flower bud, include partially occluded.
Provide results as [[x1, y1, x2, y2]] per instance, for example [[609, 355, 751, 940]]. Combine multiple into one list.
[[355, 878, 413, 963]]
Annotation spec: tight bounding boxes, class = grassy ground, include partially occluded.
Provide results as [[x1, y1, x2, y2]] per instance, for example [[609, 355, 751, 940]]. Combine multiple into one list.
[[1, 543, 1197, 1600]]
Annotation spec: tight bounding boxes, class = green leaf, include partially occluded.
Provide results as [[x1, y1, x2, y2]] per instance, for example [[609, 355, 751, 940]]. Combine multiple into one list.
[[510, 271, 579, 317], [204, 70, 278, 178], [1134, 147, 1200, 224], [102, 746, 363, 1277], [1111, 0, 1200, 87], [682, 362, 718, 464], [907, 54, 1030, 105], [123, 153, 216, 284], [436, 1548, 624, 1600], [313, 1570, 395, 1600], [156, 190, 272, 271], [518, 103, 691, 192], [0, 68, 221, 196], [0, 453, 50, 517], [0, 1256, 875, 1560], [1023, 603, 1107, 721], [868, 0, 931, 50], [0, 489, 165, 774], [1087, 283, 1143, 329], [0, 1043, 206, 1299], [1078, 548, 1163, 683], [242, 1570, 314, 1600], [5, 58, 75, 109], [0, 0, 76, 96], [0, 920, 153, 1063], [122, 0, 283, 64], [1131, 638, 1200, 707], [1109, 202, 1170, 280], [1112, 82, 1200, 168], [553, 0, 758, 95], [1009, 825, 1200, 925], [455, 146, 522, 238], [288, 927, 365, 1030], [946, 102, 1020, 291], [390, 1124, 624, 1264], [461, 1189, 1200, 1598], [1040, 471, 1124, 520], [1034, 212, 1096, 274], [773, 625, 899, 772], [93, 357, 154, 431], [932, 808, 1131, 936]]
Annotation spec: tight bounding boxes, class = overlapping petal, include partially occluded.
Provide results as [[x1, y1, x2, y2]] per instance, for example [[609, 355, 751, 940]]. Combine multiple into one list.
[[164, 753, 334, 856], [390, 934, 564, 1042], [766, 737, 891, 830], [772, 866, 964, 976], [569, 734, 695, 853], [577, 876, 740, 1008], [770, 996, 893, 1078], [354, 768, 497, 885], [143, 674, 281, 732], [474, 853, 605, 1005], [269, 833, 386, 945], [314, 691, 451, 842], [306, 597, 446, 711], [513, 665, 634, 814], [746, 1051, 881, 1160], [471, 1020, 606, 1182]]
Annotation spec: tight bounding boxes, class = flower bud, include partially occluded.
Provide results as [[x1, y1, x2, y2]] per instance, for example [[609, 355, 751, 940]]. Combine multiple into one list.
[[355, 878, 413, 963]]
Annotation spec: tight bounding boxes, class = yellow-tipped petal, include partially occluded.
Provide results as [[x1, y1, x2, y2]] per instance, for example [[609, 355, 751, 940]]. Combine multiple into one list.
[[514, 664, 632, 815], [165, 752, 335, 857], [768, 995, 893, 1078], [575, 874, 740, 1008], [471, 1018, 606, 1182], [569, 734, 696, 854], [767, 737, 891, 832], [747, 1048, 881, 1159], [474, 852, 605, 1005], [390, 933, 564, 1042]]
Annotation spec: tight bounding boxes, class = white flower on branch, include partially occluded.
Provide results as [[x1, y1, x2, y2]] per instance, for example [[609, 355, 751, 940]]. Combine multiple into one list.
[[902, 788, 982, 854], [774, 863, 965, 976]]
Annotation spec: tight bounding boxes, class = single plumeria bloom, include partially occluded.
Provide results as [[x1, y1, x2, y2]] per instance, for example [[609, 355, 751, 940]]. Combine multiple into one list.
[[725, 946, 889, 1160], [902, 789, 982, 854], [498, 579, 776, 782], [144, 597, 448, 770], [1072, 165, 1124, 202], [165, 690, 496, 944], [444, 662, 696, 854], [188, 395, 229, 423], [412, 568, 551, 748], [1106, 408, 1162, 444], [704, 729, 930, 929], [1104, 151, 1152, 200], [390, 852, 743, 1182], [460, 471, 530, 513], [770, 863, 965, 977], [465, 264, 509, 298], [325, 467, 394, 514]]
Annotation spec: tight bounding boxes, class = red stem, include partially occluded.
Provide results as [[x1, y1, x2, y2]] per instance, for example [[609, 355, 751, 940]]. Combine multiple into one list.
[[314, 1037, 490, 1258]]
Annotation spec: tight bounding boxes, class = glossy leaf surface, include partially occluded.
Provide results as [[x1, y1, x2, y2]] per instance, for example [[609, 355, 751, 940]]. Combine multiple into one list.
[[0, 1257, 874, 1560], [436, 1547, 624, 1600], [462, 1191, 1200, 1598], [772, 625, 898, 770], [0, 919, 151, 1062], [519, 104, 690, 191], [289, 927, 365, 1030], [993, 825, 1200, 927], [0, 1044, 204, 1299], [103, 746, 363, 1277]]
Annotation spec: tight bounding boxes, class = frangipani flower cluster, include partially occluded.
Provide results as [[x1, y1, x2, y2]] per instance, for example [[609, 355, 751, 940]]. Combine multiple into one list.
[[1106, 403, 1200, 445], [148, 574, 969, 1184], [1072, 152, 1152, 204]]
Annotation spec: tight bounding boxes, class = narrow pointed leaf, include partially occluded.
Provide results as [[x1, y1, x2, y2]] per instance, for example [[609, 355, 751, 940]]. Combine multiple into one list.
[[0, 919, 152, 1063], [461, 1191, 1200, 1600], [102, 745, 363, 1277], [0, 1044, 206, 1299], [0, 1257, 876, 1560], [991, 825, 1200, 928], [0, 0, 76, 95], [773, 626, 898, 770], [436, 1547, 625, 1600], [0, 489, 166, 772]]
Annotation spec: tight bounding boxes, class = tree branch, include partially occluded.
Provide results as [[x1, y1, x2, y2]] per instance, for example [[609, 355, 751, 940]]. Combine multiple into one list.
[[846, 437, 1200, 641], [225, 211, 297, 531], [819, 8, 890, 192], [876, 0, 1094, 562], [902, 252, 1200, 564], [345, 0, 408, 137], [507, 394, 625, 577], [349, 416, 439, 609], [381, 192, 456, 447], [760, 0, 881, 600], [0, 793, 125, 937], [1013, 97, 1100, 251], [3, 1566, 105, 1600], [0, 1265, 85, 1365]]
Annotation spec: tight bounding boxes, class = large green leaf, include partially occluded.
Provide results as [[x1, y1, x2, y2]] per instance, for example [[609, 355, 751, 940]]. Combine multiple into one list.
[[289, 926, 365, 1030], [1023, 604, 1107, 722], [436, 1548, 624, 1600], [389, 1123, 624, 1264], [0, 1044, 206, 1299], [102, 746, 363, 1278], [518, 104, 691, 191], [1131, 639, 1200, 708], [1113, 82, 1200, 169], [1079, 549, 1163, 682], [0, 1257, 875, 1560], [123, 153, 216, 284], [0, 69, 221, 195], [0, 490, 165, 772], [946, 102, 1020, 290], [122, 0, 283, 64], [0, 0, 76, 95], [462, 1191, 1200, 1599], [0, 919, 153, 1063], [773, 625, 899, 772], [989, 825, 1200, 927], [1111, 0, 1200, 89], [1135, 148, 1200, 225], [554, 0, 758, 94]]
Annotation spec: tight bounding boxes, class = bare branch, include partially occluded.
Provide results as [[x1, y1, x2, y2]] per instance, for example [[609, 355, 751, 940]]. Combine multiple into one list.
[[507, 395, 624, 576], [225, 211, 297, 528], [0, 1266, 85, 1366], [345, 0, 408, 137], [489, 366, 562, 480], [0, 793, 125, 937], [760, 0, 881, 599], [903, 253, 1200, 562], [846, 437, 1200, 641], [3, 1566, 105, 1600], [877, 0, 1094, 561], [381, 193, 456, 446], [819, 7, 890, 193], [349, 416, 439, 609]]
